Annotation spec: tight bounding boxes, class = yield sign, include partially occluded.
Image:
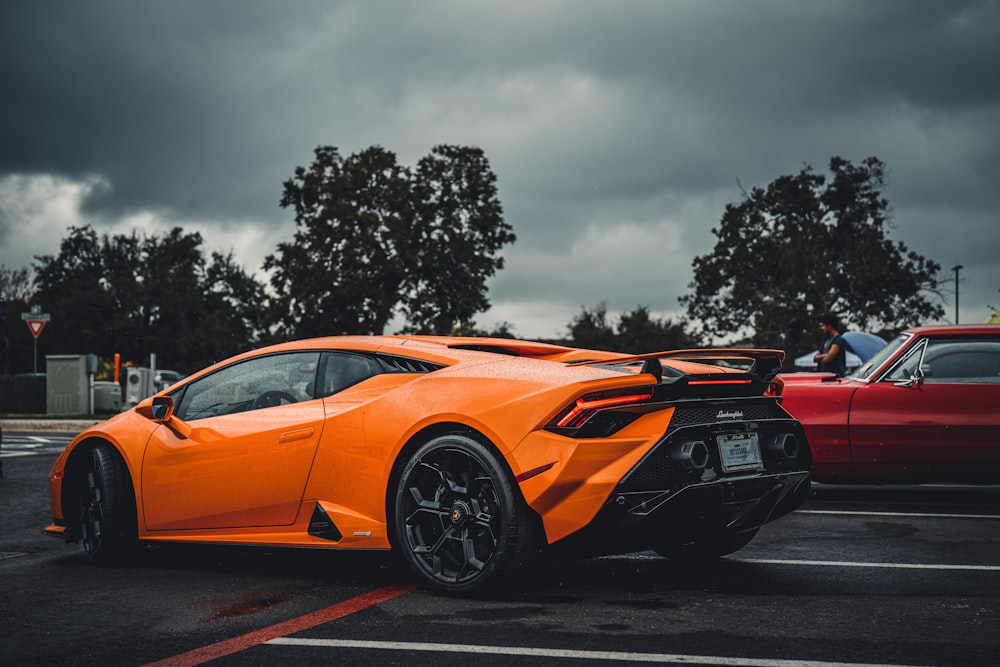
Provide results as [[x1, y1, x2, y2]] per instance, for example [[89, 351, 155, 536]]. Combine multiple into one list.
[[26, 320, 47, 338]]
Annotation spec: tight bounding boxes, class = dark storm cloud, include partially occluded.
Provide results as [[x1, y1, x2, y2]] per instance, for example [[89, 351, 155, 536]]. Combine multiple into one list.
[[1, 0, 998, 332]]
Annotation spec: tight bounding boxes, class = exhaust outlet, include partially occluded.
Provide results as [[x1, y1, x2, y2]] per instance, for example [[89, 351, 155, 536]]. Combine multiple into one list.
[[768, 433, 799, 460], [671, 440, 710, 473]]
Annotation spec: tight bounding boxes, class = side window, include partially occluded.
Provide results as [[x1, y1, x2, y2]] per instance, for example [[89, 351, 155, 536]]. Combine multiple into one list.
[[320, 352, 381, 397], [921, 340, 1000, 383], [883, 342, 926, 382], [174, 352, 320, 421]]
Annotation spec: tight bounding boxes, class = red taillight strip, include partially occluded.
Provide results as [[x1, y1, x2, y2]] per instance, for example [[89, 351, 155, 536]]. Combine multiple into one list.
[[687, 379, 753, 386], [555, 389, 654, 428]]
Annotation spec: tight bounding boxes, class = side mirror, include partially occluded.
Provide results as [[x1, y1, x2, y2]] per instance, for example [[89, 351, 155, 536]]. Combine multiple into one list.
[[894, 367, 925, 389], [151, 396, 174, 421]]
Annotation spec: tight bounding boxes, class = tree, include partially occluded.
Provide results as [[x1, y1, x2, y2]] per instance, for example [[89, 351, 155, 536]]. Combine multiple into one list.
[[567, 303, 617, 351], [681, 157, 943, 358], [31, 225, 267, 372], [616, 305, 698, 353], [0, 264, 33, 302], [403, 145, 514, 334], [568, 303, 697, 352], [0, 264, 35, 374], [267, 144, 515, 338]]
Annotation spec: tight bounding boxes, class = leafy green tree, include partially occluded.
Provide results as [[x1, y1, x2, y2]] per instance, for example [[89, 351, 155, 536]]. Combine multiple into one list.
[[449, 319, 517, 338], [31, 225, 267, 372], [32, 226, 120, 362], [616, 305, 698, 353], [403, 145, 514, 334], [0, 264, 33, 302], [0, 265, 35, 374], [681, 157, 943, 358], [267, 144, 515, 338], [567, 303, 618, 351], [567, 303, 696, 352]]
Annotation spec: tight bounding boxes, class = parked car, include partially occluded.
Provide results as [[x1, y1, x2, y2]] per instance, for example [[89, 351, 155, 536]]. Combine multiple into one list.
[[45, 335, 811, 594], [781, 324, 1000, 483]]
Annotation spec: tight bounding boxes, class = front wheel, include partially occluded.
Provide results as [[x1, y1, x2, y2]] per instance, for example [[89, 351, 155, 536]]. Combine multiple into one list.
[[392, 434, 539, 595], [76, 443, 138, 564]]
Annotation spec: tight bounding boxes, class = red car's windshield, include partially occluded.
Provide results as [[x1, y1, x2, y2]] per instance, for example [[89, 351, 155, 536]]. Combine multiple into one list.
[[848, 332, 910, 380]]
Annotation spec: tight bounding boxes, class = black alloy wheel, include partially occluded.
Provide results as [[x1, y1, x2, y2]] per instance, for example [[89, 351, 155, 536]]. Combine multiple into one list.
[[393, 434, 538, 595], [77, 443, 137, 564]]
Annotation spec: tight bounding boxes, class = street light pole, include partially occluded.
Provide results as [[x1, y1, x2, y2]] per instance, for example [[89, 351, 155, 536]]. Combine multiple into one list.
[[952, 265, 963, 324]]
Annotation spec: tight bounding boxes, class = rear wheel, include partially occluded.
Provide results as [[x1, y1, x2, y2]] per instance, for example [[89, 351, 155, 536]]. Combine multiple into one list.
[[76, 443, 138, 564], [392, 434, 538, 595]]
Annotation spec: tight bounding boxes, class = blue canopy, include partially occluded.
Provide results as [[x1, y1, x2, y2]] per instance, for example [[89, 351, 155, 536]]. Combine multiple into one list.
[[841, 331, 887, 362]]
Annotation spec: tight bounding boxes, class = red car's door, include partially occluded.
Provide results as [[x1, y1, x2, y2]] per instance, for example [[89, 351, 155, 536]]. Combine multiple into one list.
[[848, 338, 1000, 478]]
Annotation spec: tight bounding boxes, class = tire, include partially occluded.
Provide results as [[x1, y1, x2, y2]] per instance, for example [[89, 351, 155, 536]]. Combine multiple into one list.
[[392, 434, 539, 595], [653, 529, 757, 563], [76, 443, 138, 564]]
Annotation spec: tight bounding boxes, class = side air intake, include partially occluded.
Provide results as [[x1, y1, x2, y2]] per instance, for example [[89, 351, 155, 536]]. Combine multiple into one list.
[[308, 504, 342, 542], [377, 355, 444, 374]]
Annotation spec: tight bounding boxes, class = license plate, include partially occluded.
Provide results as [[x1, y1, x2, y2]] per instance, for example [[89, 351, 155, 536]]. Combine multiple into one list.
[[717, 432, 763, 472]]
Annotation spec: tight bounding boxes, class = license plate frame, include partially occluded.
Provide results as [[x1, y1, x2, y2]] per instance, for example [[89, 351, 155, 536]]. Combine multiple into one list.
[[717, 432, 763, 473]]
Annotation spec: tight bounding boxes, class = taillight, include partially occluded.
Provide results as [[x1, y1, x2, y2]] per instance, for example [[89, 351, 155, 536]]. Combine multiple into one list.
[[551, 386, 654, 429], [687, 378, 752, 386]]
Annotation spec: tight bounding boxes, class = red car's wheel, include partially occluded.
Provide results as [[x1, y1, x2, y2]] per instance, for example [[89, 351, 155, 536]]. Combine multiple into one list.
[[393, 434, 538, 595], [77, 443, 137, 564]]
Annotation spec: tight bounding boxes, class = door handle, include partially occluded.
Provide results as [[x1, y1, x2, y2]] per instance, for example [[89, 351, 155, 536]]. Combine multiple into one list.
[[279, 427, 314, 444]]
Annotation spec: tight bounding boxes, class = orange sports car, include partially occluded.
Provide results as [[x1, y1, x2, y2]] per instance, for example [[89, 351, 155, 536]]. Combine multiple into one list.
[[45, 336, 811, 594]]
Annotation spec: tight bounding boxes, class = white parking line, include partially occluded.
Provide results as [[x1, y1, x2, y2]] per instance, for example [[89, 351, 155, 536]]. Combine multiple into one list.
[[266, 638, 930, 666], [798, 510, 1000, 520], [736, 558, 1000, 572]]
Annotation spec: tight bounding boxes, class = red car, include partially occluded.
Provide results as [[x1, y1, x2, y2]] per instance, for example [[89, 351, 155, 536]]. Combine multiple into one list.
[[780, 324, 1000, 483]]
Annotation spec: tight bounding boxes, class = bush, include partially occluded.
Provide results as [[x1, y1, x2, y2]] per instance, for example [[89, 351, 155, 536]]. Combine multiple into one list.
[[0, 374, 46, 414]]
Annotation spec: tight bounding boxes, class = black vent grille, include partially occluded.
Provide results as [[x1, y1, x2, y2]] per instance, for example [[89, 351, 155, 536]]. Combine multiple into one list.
[[377, 355, 444, 374], [619, 399, 805, 494], [666, 403, 784, 434], [623, 448, 678, 491]]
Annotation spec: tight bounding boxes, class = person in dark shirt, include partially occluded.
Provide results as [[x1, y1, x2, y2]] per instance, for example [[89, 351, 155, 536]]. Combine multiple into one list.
[[813, 313, 848, 377]]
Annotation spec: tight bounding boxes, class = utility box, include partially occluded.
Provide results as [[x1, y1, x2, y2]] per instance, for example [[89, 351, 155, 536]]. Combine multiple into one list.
[[46, 355, 88, 415], [94, 380, 123, 413], [125, 366, 184, 407], [125, 367, 154, 408]]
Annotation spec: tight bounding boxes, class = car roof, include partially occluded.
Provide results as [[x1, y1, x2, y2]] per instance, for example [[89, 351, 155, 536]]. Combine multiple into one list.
[[903, 324, 1000, 336]]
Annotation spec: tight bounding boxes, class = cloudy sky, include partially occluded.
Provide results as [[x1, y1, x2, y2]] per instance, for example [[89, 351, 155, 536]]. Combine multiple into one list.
[[1, 0, 998, 340]]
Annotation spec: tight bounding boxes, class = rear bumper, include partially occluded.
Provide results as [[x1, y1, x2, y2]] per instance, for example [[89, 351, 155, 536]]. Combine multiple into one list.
[[551, 470, 810, 557], [549, 412, 812, 557]]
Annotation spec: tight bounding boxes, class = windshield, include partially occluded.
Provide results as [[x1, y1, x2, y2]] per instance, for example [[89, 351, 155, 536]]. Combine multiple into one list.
[[848, 332, 911, 380]]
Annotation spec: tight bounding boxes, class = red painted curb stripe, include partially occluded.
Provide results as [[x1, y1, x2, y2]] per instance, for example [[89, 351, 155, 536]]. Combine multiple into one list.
[[143, 584, 418, 667]]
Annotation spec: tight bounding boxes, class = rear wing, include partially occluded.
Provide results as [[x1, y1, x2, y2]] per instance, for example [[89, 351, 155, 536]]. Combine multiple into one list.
[[567, 348, 786, 383]]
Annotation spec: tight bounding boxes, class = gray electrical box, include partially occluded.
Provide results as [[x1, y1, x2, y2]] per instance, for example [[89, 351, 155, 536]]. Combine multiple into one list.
[[125, 367, 154, 408], [94, 380, 123, 413], [46, 355, 88, 415]]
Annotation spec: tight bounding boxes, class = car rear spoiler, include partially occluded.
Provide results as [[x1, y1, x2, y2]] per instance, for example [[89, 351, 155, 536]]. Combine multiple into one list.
[[567, 348, 786, 383]]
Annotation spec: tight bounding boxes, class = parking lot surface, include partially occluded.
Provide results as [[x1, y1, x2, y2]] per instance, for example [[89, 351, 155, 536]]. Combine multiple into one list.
[[2, 433, 998, 666]]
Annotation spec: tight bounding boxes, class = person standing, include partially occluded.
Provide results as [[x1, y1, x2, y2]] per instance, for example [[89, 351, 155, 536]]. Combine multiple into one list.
[[813, 313, 848, 377]]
